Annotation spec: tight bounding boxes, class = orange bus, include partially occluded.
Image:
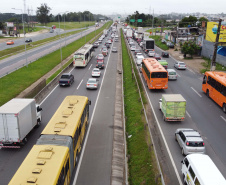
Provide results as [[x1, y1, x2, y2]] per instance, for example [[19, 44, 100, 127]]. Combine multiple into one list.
[[142, 58, 168, 89], [202, 71, 226, 112]]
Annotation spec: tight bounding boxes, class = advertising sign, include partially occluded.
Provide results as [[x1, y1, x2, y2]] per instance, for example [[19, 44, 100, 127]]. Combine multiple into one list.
[[206, 22, 226, 43], [6, 22, 14, 27]]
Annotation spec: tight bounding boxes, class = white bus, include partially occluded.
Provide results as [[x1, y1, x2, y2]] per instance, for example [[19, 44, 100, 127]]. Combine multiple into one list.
[[73, 44, 94, 67]]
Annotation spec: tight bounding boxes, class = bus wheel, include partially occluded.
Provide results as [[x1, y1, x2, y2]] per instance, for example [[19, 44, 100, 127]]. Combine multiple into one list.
[[223, 104, 226, 113], [206, 90, 209, 97]]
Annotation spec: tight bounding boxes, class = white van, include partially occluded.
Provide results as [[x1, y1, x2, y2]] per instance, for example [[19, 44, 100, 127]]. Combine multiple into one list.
[[181, 154, 226, 185], [136, 55, 144, 66], [167, 69, 177, 80]]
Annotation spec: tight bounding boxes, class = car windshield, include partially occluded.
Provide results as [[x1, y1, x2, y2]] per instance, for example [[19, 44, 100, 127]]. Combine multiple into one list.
[[93, 69, 99, 72], [102, 49, 107, 52], [179, 62, 185, 65], [169, 72, 176, 75], [97, 54, 103, 58], [61, 75, 70, 79], [188, 142, 204, 147], [88, 79, 96, 83]]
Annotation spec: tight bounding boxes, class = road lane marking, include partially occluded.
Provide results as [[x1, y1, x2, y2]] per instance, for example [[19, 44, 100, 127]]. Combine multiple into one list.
[[187, 68, 195, 74], [220, 116, 226, 122], [191, 87, 202, 97], [88, 64, 92, 70], [73, 36, 114, 185], [76, 79, 83, 90], [177, 73, 181, 77], [186, 111, 191, 118]]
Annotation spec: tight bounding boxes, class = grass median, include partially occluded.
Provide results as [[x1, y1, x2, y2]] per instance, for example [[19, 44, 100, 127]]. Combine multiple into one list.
[[121, 30, 160, 185], [149, 35, 169, 50], [0, 21, 112, 106]]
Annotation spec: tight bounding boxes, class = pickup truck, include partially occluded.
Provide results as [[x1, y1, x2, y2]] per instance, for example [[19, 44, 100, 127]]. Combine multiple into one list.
[[59, 73, 74, 86], [159, 94, 186, 121]]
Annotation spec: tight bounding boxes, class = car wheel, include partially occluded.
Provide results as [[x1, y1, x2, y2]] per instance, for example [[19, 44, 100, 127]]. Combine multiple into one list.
[[175, 134, 177, 141]]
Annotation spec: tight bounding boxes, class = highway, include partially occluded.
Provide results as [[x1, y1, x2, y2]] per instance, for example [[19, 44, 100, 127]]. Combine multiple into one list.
[[128, 35, 226, 184], [0, 28, 118, 185], [0, 24, 101, 77]]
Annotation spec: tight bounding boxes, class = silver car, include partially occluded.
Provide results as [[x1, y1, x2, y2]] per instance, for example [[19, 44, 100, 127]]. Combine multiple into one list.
[[148, 50, 155, 57], [86, 78, 99, 89], [167, 69, 177, 80], [175, 128, 206, 156], [92, 68, 101, 77], [174, 61, 186, 70]]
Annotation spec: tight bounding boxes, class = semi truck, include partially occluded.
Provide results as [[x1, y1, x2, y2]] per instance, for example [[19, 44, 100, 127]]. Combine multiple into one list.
[[143, 38, 155, 53], [0, 98, 42, 148], [159, 94, 186, 121], [126, 29, 133, 39]]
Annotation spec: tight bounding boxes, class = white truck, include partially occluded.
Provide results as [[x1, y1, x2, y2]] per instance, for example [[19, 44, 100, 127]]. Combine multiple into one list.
[[143, 38, 155, 53], [126, 29, 133, 39], [103, 29, 108, 36], [137, 27, 144, 33], [159, 94, 186, 121], [0, 98, 42, 148]]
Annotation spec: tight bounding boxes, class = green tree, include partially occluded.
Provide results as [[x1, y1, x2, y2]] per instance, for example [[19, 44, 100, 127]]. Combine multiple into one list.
[[36, 3, 51, 25], [197, 17, 209, 27], [0, 22, 4, 30], [179, 16, 198, 27], [182, 41, 200, 58]]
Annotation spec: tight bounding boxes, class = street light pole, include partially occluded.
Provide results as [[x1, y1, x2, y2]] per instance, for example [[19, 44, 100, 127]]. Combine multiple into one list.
[[64, 11, 69, 47], [12, 8, 27, 67], [58, 14, 63, 70]]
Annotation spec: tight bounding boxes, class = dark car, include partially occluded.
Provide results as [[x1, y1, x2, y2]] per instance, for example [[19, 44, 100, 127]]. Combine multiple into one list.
[[105, 43, 110, 49], [168, 43, 174, 48], [162, 51, 169, 58], [154, 54, 162, 61], [25, 38, 32, 42], [96, 60, 105, 69], [59, 73, 74, 86]]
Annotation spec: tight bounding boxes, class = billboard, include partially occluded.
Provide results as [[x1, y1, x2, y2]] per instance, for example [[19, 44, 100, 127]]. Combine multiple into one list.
[[6, 22, 14, 27], [206, 22, 226, 43]]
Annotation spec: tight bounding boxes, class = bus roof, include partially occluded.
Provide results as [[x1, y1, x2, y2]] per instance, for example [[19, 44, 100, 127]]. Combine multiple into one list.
[[143, 58, 167, 72], [41, 96, 88, 137], [187, 154, 226, 185], [74, 44, 93, 56], [205, 71, 226, 86], [9, 145, 69, 185]]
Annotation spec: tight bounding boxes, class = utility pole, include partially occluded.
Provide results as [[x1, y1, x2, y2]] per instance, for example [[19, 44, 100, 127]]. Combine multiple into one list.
[[211, 19, 222, 71], [152, 9, 154, 36]]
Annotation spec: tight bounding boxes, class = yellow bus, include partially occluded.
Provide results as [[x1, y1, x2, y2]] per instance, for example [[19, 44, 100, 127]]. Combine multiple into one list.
[[142, 58, 168, 89], [9, 96, 91, 185]]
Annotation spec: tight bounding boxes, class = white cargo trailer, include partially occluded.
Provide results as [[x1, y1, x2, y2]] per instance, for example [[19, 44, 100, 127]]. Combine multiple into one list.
[[0, 98, 42, 148]]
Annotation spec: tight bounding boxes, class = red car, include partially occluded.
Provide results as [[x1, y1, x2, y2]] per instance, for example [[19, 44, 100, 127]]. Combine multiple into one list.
[[154, 54, 162, 61]]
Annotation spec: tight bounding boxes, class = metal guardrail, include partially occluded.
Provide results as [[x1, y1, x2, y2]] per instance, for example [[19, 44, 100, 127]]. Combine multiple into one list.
[[122, 30, 165, 185]]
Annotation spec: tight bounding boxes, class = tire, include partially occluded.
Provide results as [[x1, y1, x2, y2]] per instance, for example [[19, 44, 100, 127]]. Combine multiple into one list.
[[223, 104, 226, 113], [35, 119, 41, 128]]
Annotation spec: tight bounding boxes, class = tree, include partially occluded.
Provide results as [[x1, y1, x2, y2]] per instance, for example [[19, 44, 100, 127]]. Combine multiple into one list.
[[0, 22, 4, 30], [197, 17, 209, 27], [179, 16, 198, 27], [182, 41, 200, 58], [36, 3, 51, 25]]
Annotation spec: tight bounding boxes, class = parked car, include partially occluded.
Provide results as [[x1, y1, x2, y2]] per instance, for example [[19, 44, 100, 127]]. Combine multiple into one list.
[[174, 61, 186, 70], [161, 39, 166, 43], [25, 38, 32, 43], [168, 42, 174, 48], [154, 54, 162, 60], [93, 42, 99, 48], [175, 128, 206, 156], [6, 40, 14, 45], [92, 68, 101, 77], [96, 54, 104, 60], [148, 50, 155, 57], [130, 45, 136, 51], [112, 47, 117, 53], [86, 78, 99, 89], [162, 51, 169, 58], [59, 73, 74, 86], [167, 69, 177, 80]]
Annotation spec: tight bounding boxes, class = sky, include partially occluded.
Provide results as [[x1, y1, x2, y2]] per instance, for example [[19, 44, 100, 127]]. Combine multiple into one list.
[[1, 0, 225, 16]]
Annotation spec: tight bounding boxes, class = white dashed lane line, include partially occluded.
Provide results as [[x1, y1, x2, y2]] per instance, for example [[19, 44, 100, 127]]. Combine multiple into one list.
[[186, 111, 191, 118], [76, 79, 83, 90], [89, 64, 92, 70], [220, 116, 226, 122], [191, 87, 202, 97]]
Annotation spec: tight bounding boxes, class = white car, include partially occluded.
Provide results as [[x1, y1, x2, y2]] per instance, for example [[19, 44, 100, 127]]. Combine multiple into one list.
[[92, 68, 101, 77], [140, 42, 143, 47], [136, 53, 143, 58], [148, 50, 155, 57], [129, 40, 134, 45], [130, 45, 136, 51], [86, 78, 99, 89], [174, 61, 186, 70]]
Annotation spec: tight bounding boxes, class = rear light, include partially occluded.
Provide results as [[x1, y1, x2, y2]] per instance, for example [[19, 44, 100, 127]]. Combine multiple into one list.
[[102, 65, 104, 66], [14, 113, 19, 117], [94, 84, 97, 86], [83, 60, 85, 64], [179, 65, 180, 67], [68, 81, 70, 83], [203, 142, 205, 146], [87, 84, 89, 86], [186, 142, 189, 146]]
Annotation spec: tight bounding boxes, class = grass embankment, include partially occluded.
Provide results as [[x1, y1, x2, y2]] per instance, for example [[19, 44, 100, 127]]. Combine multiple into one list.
[[149, 35, 169, 50], [39, 21, 95, 30], [121, 30, 160, 184], [0, 29, 85, 60], [0, 21, 112, 106], [200, 57, 226, 73], [146, 28, 167, 33]]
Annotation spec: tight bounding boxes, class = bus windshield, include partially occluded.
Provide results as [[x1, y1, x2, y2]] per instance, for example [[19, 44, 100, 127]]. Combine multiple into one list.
[[151, 72, 167, 78]]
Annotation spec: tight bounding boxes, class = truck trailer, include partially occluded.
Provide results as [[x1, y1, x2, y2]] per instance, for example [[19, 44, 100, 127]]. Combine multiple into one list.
[[143, 38, 155, 53], [159, 94, 186, 121], [0, 98, 42, 148]]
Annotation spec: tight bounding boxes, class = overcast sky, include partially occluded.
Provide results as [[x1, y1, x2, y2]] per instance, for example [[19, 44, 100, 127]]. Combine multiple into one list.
[[1, 0, 225, 16]]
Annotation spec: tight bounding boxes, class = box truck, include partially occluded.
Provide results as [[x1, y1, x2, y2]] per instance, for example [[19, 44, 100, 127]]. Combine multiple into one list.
[[143, 38, 155, 53], [159, 94, 186, 121], [126, 29, 133, 38], [0, 98, 42, 148]]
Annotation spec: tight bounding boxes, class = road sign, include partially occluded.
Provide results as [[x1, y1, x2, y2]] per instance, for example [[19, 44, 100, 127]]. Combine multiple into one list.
[[130, 19, 135, 23], [118, 17, 120, 18], [138, 19, 142, 22]]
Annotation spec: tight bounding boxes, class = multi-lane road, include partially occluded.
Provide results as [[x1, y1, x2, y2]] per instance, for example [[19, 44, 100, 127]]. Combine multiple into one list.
[[0, 27, 119, 185]]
